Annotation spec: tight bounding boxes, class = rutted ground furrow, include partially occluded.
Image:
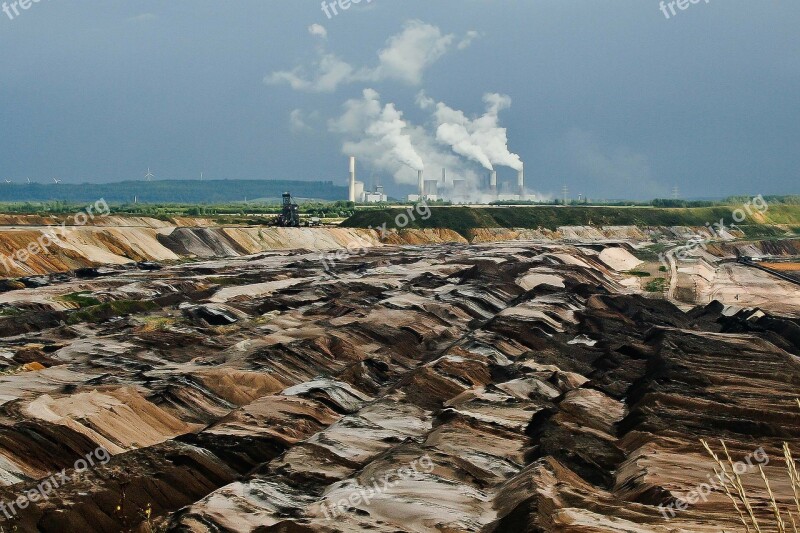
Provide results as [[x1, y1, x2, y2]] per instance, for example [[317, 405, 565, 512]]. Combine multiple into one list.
[[0, 242, 797, 532], [162, 247, 642, 531]]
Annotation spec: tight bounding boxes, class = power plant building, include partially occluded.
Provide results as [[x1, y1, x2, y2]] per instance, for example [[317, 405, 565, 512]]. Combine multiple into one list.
[[423, 180, 439, 201], [348, 156, 527, 204]]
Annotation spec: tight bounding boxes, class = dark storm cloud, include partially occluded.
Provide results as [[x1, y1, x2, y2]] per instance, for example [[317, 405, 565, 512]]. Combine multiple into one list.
[[0, 0, 797, 199]]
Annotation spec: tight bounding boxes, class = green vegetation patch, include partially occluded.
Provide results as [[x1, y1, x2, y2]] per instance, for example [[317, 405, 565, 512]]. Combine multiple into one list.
[[644, 278, 667, 293], [67, 300, 159, 324], [627, 270, 651, 277], [343, 204, 800, 240], [344, 206, 761, 238], [205, 276, 246, 286], [0, 306, 23, 317], [58, 291, 102, 308]]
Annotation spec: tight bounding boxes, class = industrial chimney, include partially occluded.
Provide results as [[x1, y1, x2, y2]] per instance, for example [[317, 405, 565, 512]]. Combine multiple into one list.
[[517, 165, 524, 197], [418, 170, 424, 198], [490, 170, 497, 193], [441, 168, 446, 184], [348, 156, 356, 202]]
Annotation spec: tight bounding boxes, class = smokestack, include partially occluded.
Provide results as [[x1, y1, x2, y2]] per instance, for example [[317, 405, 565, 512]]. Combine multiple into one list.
[[418, 170, 424, 198], [348, 156, 356, 202], [490, 170, 497, 193], [441, 168, 446, 184], [517, 165, 524, 197]]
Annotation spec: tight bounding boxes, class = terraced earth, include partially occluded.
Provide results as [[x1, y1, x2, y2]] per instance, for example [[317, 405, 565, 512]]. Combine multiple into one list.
[[0, 241, 798, 532]]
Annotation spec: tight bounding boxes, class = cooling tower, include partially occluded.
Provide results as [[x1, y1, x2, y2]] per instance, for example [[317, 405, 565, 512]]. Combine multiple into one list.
[[423, 180, 438, 197], [348, 156, 356, 202]]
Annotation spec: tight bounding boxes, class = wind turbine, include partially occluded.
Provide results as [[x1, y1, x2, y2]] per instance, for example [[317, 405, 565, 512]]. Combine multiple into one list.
[[145, 168, 154, 182], [52, 177, 62, 184]]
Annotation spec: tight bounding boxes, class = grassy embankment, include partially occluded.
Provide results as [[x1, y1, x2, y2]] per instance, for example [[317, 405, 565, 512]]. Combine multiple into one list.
[[342, 205, 800, 240]]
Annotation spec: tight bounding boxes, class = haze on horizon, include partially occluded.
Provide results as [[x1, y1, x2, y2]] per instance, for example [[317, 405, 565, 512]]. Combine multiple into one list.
[[0, 0, 798, 200]]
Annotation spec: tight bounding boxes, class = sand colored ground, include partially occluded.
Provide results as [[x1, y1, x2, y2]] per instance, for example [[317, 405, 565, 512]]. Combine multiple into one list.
[[683, 262, 800, 315], [25, 387, 199, 453], [598, 247, 644, 272], [0, 217, 779, 280]]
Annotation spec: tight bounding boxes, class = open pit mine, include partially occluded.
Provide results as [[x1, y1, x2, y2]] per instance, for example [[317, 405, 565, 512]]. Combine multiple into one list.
[[0, 215, 798, 532]]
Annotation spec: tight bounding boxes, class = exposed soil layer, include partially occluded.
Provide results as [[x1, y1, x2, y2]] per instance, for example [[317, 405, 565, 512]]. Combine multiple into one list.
[[0, 242, 797, 532], [0, 214, 796, 280]]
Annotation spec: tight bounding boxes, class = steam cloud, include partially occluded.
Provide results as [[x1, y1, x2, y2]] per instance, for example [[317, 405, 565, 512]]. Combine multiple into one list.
[[330, 89, 424, 184], [331, 89, 524, 195], [267, 21, 476, 93], [419, 91, 523, 172]]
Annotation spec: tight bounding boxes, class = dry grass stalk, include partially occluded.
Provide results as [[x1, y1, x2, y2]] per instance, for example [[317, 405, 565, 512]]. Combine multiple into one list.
[[702, 438, 760, 532], [786, 443, 800, 515], [758, 464, 786, 532], [722, 440, 764, 532], [701, 399, 800, 532]]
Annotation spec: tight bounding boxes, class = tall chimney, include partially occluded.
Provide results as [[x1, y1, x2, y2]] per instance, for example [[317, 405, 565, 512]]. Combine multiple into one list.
[[418, 170, 424, 198], [490, 170, 497, 193], [517, 165, 524, 197], [441, 168, 446, 184], [348, 156, 356, 202]]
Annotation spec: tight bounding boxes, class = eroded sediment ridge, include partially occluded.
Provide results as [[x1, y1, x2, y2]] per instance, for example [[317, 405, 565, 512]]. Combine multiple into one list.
[[0, 239, 798, 531]]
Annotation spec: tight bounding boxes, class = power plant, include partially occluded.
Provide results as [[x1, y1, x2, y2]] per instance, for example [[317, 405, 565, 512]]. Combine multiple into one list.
[[347, 157, 388, 204], [346, 156, 528, 204]]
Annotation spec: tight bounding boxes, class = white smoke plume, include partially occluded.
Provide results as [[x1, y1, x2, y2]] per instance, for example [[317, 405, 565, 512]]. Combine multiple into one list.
[[330, 89, 485, 189], [419, 91, 523, 172], [330, 89, 424, 186]]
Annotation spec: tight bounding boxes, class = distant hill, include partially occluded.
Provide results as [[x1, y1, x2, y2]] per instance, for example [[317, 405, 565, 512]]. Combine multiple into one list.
[[0, 180, 347, 203]]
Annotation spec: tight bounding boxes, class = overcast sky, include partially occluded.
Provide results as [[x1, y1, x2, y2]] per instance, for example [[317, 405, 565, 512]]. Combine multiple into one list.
[[0, 0, 798, 200]]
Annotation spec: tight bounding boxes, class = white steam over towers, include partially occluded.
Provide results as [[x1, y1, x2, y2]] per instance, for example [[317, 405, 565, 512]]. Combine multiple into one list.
[[334, 91, 528, 204], [348, 156, 356, 202]]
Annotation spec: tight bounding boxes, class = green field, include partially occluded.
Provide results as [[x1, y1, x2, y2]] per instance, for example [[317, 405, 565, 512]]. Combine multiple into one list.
[[342, 205, 800, 238]]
